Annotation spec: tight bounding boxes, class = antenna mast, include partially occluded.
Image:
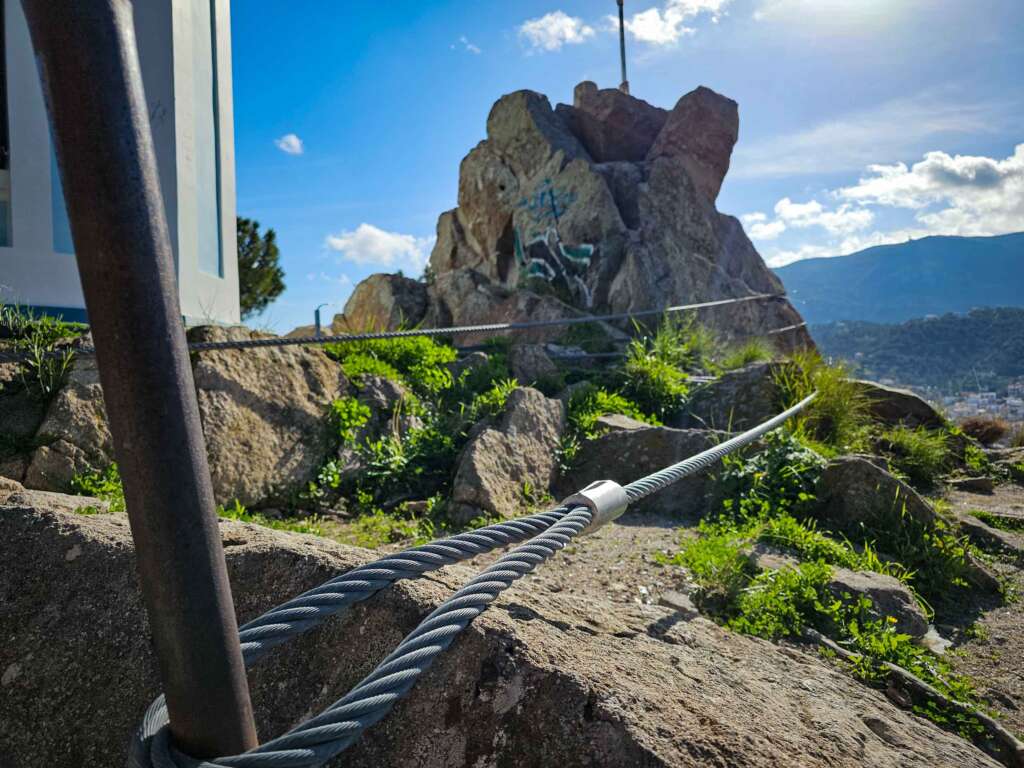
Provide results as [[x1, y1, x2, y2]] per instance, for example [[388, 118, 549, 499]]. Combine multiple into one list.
[[617, 0, 630, 93]]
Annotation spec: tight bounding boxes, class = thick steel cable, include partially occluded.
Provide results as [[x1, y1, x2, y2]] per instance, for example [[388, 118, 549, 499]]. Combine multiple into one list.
[[0, 294, 787, 362], [136, 394, 815, 768], [624, 393, 816, 503]]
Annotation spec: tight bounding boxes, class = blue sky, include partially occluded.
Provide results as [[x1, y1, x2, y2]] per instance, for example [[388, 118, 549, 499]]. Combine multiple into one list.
[[231, 0, 1024, 333]]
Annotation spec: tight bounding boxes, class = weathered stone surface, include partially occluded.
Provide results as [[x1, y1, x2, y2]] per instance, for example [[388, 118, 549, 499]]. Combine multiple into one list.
[[815, 456, 1001, 592], [826, 568, 929, 639], [594, 413, 649, 432], [3, 486, 108, 514], [647, 86, 739, 205], [409, 81, 812, 350], [339, 273, 429, 332], [188, 325, 347, 508], [508, 344, 557, 384], [451, 387, 565, 523], [448, 351, 491, 382], [948, 476, 996, 494], [24, 354, 113, 491], [815, 456, 941, 531], [556, 81, 668, 163], [1, 499, 1001, 767], [851, 380, 946, 430], [681, 362, 785, 430], [557, 427, 719, 518], [958, 513, 1024, 560]]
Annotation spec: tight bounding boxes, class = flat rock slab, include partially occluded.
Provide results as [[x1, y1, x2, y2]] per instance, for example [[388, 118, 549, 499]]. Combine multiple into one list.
[[0, 501, 1000, 768]]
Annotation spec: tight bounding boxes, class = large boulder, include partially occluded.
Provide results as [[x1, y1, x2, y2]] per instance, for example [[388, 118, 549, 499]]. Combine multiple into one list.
[[681, 362, 785, 430], [557, 427, 719, 519], [508, 344, 557, 385], [409, 81, 812, 349], [23, 353, 114, 491], [850, 380, 945, 429], [0, 498, 1001, 767], [188, 326, 347, 508], [450, 387, 565, 523], [814, 456, 1000, 592], [338, 273, 429, 332], [647, 86, 739, 206]]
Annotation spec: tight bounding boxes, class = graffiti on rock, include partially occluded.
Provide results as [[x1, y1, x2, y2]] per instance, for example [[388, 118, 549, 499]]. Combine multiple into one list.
[[514, 178, 595, 308]]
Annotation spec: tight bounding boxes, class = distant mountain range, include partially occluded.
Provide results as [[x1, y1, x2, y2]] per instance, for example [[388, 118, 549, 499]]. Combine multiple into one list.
[[774, 233, 1024, 324], [813, 308, 1024, 395]]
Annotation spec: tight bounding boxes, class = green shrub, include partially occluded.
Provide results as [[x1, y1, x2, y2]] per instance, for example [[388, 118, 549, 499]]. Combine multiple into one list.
[[729, 560, 834, 639], [878, 426, 950, 489], [620, 322, 692, 421], [2, 307, 85, 401], [774, 349, 870, 454], [971, 509, 1024, 533], [325, 335, 456, 396], [330, 396, 372, 444], [464, 378, 518, 424], [69, 464, 126, 514], [567, 385, 658, 439]]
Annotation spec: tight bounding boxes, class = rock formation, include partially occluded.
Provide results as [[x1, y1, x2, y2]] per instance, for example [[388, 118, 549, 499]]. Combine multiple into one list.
[[333, 81, 810, 349]]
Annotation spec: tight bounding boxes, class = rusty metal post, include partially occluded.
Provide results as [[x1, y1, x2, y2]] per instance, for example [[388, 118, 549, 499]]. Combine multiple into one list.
[[20, 0, 258, 759]]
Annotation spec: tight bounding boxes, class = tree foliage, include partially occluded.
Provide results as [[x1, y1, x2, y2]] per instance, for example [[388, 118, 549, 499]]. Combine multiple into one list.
[[236, 216, 285, 319]]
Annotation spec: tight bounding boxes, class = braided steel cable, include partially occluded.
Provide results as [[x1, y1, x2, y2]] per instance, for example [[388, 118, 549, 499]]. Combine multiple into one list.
[[624, 393, 816, 503], [0, 294, 786, 362], [135, 395, 816, 768], [184, 293, 783, 352]]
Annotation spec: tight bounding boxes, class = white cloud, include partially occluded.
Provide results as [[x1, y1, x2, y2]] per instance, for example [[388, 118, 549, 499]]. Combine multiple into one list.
[[838, 144, 1024, 236], [518, 11, 595, 52], [609, 0, 730, 46], [752, 0, 921, 35], [455, 35, 481, 54], [756, 144, 1024, 267], [732, 90, 1017, 179], [774, 197, 874, 235], [324, 223, 435, 272], [274, 133, 304, 156]]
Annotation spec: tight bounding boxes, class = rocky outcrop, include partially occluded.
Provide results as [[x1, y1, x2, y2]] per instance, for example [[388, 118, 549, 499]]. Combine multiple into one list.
[[851, 380, 946, 430], [557, 427, 719, 519], [189, 326, 347, 508], [340, 273, 429, 332], [23, 353, 114, 490], [1, 497, 1002, 768], [815, 456, 1000, 592], [450, 387, 565, 523], [409, 82, 809, 348], [682, 362, 785, 430], [508, 344, 557, 384]]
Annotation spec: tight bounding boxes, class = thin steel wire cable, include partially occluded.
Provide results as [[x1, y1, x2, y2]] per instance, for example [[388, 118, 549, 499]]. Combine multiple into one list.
[[135, 395, 815, 768]]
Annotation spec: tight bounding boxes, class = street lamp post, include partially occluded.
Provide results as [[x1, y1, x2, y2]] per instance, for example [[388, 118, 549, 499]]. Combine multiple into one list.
[[314, 303, 329, 338], [617, 0, 629, 94]]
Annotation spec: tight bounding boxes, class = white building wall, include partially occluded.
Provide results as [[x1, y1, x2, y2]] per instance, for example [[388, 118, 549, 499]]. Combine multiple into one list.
[[0, 0, 239, 326]]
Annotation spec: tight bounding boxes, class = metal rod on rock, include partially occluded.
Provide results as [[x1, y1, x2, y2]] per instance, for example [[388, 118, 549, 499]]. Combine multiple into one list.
[[21, 0, 258, 759], [618, 0, 630, 93]]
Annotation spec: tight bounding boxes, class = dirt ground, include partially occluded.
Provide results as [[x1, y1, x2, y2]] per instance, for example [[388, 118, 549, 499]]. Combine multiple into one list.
[[944, 481, 1024, 738]]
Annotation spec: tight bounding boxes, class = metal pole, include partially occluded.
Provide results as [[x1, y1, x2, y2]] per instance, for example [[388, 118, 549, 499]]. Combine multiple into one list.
[[617, 0, 629, 94], [21, 0, 258, 759], [315, 303, 328, 338]]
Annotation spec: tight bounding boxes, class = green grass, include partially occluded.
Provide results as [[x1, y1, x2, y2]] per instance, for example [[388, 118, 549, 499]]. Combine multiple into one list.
[[774, 349, 871, 455], [1, 304, 86, 402], [218, 499, 324, 536], [877, 426, 950, 489], [325, 334, 457, 396], [660, 431, 991, 741], [718, 338, 773, 371], [971, 509, 1024, 533]]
